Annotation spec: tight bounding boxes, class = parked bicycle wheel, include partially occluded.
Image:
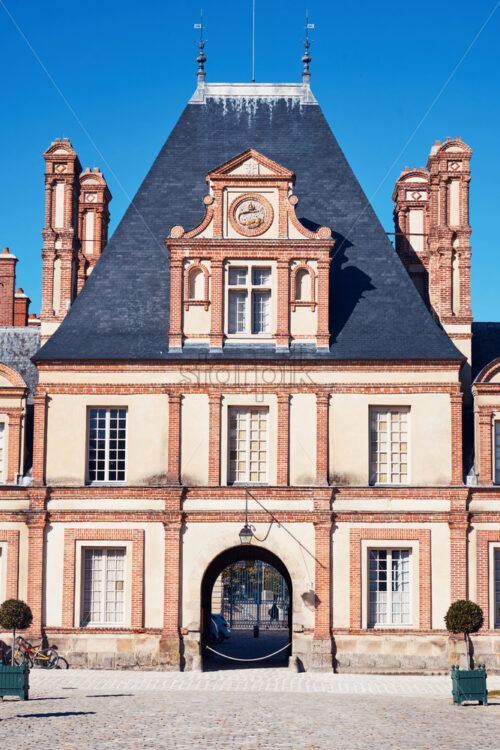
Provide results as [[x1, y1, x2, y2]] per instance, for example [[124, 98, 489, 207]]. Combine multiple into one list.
[[40, 648, 59, 669], [13, 650, 33, 669], [56, 656, 69, 669]]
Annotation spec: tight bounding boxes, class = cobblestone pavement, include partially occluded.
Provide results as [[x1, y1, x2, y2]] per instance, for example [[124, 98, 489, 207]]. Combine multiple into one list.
[[1, 670, 500, 749]]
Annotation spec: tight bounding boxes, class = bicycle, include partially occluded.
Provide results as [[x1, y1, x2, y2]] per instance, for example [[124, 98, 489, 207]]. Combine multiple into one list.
[[13, 635, 67, 669]]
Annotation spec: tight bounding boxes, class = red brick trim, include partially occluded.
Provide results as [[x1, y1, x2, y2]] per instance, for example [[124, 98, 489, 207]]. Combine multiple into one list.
[[476, 530, 500, 629], [208, 394, 221, 485], [26, 513, 47, 636], [449, 514, 469, 600], [35, 382, 462, 397], [163, 520, 182, 636], [349, 527, 431, 630], [314, 521, 331, 639], [32, 392, 48, 485], [62, 528, 144, 629], [316, 394, 329, 485], [183, 260, 210, 311], [450, 392, 463, 485], [276, 393, 290, 485], [167, 393, 181, 485], [0, 529, 19, 600], [290, 261, 316, 311]]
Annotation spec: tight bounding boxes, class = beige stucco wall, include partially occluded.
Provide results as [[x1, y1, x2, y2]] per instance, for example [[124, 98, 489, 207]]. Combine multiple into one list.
[[181, 522, 316, 632], [181, 394, 209, 485], [45, 394, 169, 485], [329, 393, 452, 485], [289, 394, 316, 484]]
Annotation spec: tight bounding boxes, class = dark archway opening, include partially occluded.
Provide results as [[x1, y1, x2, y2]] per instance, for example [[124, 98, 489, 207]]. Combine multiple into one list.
[[201, 545, 292, 670]]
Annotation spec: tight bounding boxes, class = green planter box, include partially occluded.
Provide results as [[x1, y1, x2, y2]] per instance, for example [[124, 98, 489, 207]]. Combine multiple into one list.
[[451, 664, 487, 705], [0, 664, 29, 700]]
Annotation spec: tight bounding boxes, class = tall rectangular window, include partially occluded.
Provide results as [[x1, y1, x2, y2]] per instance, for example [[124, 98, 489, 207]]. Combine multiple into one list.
[[228, 407, 268, 484], [495, 421, 500, 485], [81, 547, 125, 626], [368, 549, 411, 627], [495, 548, 500, 629], [227, 265, 271, 335], [370, 408, 409, 485], [88, 408, 127, 483], [0, 423, 4, 482]]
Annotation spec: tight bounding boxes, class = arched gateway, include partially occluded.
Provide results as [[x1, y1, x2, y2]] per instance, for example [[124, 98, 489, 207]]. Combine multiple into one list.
[[201, 545, 292, 669]]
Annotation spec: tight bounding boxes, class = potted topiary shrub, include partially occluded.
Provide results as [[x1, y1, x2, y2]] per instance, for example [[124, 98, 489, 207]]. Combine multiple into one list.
[[445, 599, 487, 706], [0, 599, 32, 700]]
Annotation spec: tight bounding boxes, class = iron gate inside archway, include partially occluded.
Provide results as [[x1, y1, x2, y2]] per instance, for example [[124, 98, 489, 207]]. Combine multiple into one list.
[[214, 560, 290, 629]]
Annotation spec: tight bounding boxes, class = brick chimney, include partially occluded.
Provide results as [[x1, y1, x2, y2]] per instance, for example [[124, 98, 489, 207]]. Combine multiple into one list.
[[40, 137, 81, 342], [77, 167, 112, 292], [14, 288, 30, 327], [0, 247, 17, 326]]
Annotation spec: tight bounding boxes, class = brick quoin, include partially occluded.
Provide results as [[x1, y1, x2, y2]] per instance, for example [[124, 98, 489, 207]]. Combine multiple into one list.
[[26, 513, 47, 638], [449, 514, 470, 600]]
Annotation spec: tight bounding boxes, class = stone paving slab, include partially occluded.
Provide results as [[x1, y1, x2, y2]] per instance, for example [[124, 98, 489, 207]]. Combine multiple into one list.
[[22, 667, 500, 696], [1, 687, 500, 749]]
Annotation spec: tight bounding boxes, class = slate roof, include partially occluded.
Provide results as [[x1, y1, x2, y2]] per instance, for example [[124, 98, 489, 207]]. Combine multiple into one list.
[[34, 82, 462, 363], [471, 322, 500, 381], [0, 327, 40, 401]]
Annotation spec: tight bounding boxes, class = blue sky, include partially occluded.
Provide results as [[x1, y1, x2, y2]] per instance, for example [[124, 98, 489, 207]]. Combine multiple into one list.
[[1, 0, 499, 319]]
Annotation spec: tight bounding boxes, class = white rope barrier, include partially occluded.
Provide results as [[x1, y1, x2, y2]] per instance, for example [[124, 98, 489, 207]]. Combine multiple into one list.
[[205, 642, 292, 662]]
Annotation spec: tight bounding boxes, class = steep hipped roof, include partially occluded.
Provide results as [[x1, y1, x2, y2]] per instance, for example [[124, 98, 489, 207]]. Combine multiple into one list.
[[471, 322, 500, 381], [35, 82, 461, 362]]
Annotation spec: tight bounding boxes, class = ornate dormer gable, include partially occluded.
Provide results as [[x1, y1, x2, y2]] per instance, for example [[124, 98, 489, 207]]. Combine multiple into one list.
[[169, 148, 331, 241], [166, 150, 334, 352]]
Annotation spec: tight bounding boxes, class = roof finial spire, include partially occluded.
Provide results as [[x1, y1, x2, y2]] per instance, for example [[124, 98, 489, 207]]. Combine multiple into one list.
[[194, 10, 206, 85], [302, 11, 314, 85]]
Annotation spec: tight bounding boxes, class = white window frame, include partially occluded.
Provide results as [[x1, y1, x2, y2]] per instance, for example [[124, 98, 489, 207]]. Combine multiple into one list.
[[369, 407, 410, 486], [86, 407, 127, 485], [227, 406, 269, 485], [225, 263, 273, 337], [361, 540, 419, 629], [489, 543, 500, 629], [75, 541, 132, 628]]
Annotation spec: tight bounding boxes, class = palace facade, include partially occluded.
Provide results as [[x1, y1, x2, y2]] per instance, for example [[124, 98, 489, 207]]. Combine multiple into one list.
[[0, 73, 499, 672]]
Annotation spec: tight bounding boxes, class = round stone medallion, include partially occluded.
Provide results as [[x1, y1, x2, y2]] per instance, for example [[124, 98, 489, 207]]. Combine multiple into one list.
[[229, 194, 273, 237]]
